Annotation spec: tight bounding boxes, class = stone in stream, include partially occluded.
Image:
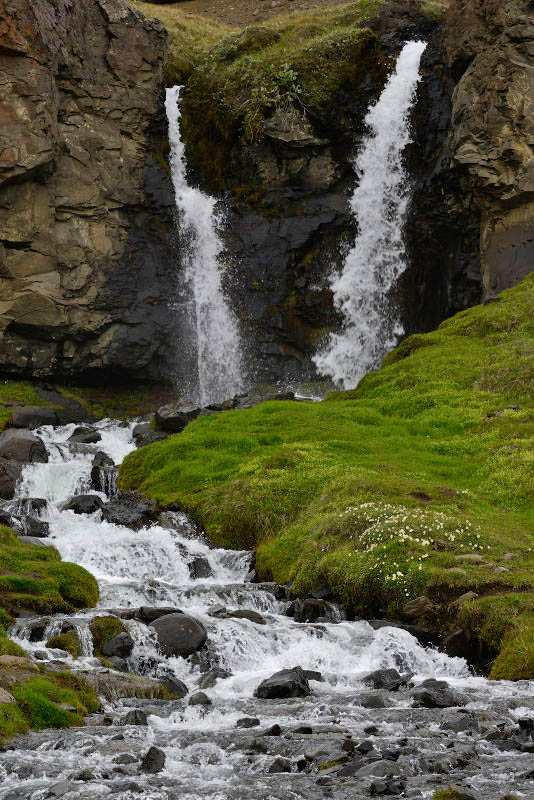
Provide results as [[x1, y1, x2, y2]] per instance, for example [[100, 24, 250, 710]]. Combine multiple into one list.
[[287, 597, 337, 623], [140, 745, 165, 774], [62, 494, 104, 514], [254, 666, 311, 699], [101, 632, 134, 659], [358, 691, 390, 709], [0, 459, 22, 499], [123, 709, 148, 726], [268, 756, 292, 773], [362, 668, 411, 692], [102, 491, 158, 529], [412, 678, 468, 708], [0, 429, 48, 463], [137, 606, 183, 624], [236, 717, 260, 728], [9, 405, 58, 429], [161, 675, 188, 697], [189, 691, 211, 706], [209, 607, 266, 625], [303, 669, 323, 682], [188, 555, 212, 579], [196, 667, 231, 689], [150, 612, 207, 657], [107, 656, 128, 672], [263, 724, 282, 736], [68, 425, 102, 444], [155, 403, 201, 433], [24, 515, 50, 537]]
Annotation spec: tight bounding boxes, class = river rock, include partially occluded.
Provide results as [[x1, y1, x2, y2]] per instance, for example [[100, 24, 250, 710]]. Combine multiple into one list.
[[9, 406, 58, 429], [155, 403, 201, 433], [268, 756, 292, 773], [132, 422, 169, 449], [0, 430, 48, 463], [137, 606, 182, 624], [107, 656, 128, 672], [68, 426, 102, 444], [189, 691, 211, 706], [150, 612, 207, 657], [102, 492, 158, 529], [0, 459, 22, 499], [188, 555, 212, 579], [210, 608, 266, 625], [101, 632, 134, 659], [287, 597, 336, 623], [196, 667, 231, 689], [355, 759, 404, 777], [412, 678, 468, 708], [254, 666, 311, 699], [362, 668, 410, 692], [236, 717, 260, 728], [140, 745, 165, 774], [161, 675, 188, 697], [62, 494, 104, 515], [123, 709, 148, 726]]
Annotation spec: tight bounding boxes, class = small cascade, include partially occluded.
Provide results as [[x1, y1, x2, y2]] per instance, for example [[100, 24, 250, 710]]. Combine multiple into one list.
[[165, 86, 244, 406], [314, 41, 427, 389]]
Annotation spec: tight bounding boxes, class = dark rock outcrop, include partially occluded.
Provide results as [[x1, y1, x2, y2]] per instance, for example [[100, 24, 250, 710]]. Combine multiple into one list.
[[412, 678, 468, 708], [254, 666, 311, 699], [62, 494, 104, 515], [0, 0, 176, 382], [150, 612, 207, 658], [9, 406, 58, 429], [101, 491, 157, 529], [0, 429, 48, 463], [101, 632, 134, 659]]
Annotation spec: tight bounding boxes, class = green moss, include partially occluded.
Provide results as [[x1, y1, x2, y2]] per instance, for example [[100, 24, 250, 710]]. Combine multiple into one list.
[[0, 380, 48, 431], [0, 526, 99, 615], [57, 383, 174, 422], [489, 619, 534, 681], [120, 276, 534, 674], [0, 626, 26, 657], [432, 791, 479, 800], [89, 616, 126, 658], [46, 631, 81, 659]]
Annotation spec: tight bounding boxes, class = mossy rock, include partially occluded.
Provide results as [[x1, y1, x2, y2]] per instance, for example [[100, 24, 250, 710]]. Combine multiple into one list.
[[89, 617, 126, 658], [0, 526, 99, 616], [46, 631, 81, 659]]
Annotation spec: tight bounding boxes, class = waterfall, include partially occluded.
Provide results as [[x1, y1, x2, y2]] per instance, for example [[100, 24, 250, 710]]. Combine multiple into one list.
[[314, 41, 427, 389], [165, 86, 244, 406]]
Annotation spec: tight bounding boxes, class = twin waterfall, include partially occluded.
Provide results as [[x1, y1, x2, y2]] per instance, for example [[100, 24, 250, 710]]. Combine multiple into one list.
[[166, 43, 426, 398], [314, 41, 427, 388], [165, 87, 244, 406]]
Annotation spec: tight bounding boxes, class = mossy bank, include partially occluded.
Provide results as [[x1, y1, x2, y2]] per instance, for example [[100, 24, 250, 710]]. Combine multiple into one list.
[[120, 276, 534, 679]]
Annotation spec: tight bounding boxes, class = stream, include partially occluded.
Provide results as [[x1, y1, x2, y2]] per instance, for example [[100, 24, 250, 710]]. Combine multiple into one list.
[[0, 420, 533, 799]]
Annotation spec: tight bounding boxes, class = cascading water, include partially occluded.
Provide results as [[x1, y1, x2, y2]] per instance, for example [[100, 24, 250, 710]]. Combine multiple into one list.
[[165, 86, 244, 406], [1, 420, 533, 799], [314, 41, 427, 389]]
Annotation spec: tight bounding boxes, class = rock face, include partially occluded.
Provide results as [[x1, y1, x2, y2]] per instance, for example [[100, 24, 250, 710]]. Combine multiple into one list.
[[443, 0, 534, 298], [0, 0, 176, 382]]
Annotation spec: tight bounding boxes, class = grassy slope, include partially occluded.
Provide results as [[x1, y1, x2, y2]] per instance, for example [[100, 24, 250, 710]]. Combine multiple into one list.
[[0, 526, 98, 617], [120, 276, 534, 677]]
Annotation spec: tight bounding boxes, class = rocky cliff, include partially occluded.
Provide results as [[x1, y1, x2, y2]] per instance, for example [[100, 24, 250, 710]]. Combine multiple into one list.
[[444, 0, 534, 298], [0, 0, 175, 382]]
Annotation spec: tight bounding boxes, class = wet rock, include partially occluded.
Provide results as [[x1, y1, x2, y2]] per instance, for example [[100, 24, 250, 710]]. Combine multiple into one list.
[[10, 406, 58, 429], [355, 759, 403, 777], [287, 597, 337, 622], [161, 675, 188, 697], [68, 426, 102, 444], [0, 509, 22, 530], [82, 670, 171, 702], [189, 691, 211, 706], [236, 717, 260, 728], [0, 459, 22, 500], [264, 723, 282, 736], [113, 753, 138, 765], [303, 669, 323, 682], [188, 555, 213, 580], [369, 778, 406, 795], [133, 422, 169, 448], [196, 667, 231, 689], [401, 595, 435, 619], [140, 745, 165, 774], [46, 781, 79, 797], [62, 494, 104, 515], [101, 632, 134, 659], [211, 608, 266, 625], [362, 668, 410, 691], [123, 709, 148, 726], [73, 769, 96, 781], [412, 679, 468, 708], [102, 491, 158, 529], [92, 452, 114, 469], [294, 725, 313, 734], [24, 516, 50, 537], [155, 403, 201, 433], [357, 691, 390, 709], [0, 429, 48, 463], [254, 666, 311, 699], [137, 606, 182, 624], [268, 756, 292, 773], [107, 656, 128, 672], [150, 612, 207, 658]]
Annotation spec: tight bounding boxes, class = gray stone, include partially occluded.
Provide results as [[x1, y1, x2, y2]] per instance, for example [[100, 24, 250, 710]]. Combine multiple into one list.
[[189, 691, 211, 706], [10, 406, 58, 429], [268, 756, 292, 773], [155, 403, 201, 433], [62, 494, 104, 515], [254, 666, 311, 699], [101, 632, 134, 659], [102, 492, 157, 529], [412, 679, 468, 709], [0, 429, 48, 463], [140, 745, 165, 774], [150, 612, 207, 658], [123, 709, 148, 726]]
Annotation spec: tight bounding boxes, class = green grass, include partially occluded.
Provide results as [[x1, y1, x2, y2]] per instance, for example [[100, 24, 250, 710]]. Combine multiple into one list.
[[120, 277, 534, 677], [46, 631, 81, 659], [0, 673, 99, 744], [0, 526, 99, 615], [0, 625, 26, 657], [0, 380, 48, 431]]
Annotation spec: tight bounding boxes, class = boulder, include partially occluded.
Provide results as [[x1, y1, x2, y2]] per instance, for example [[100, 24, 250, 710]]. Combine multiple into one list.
[[196, 667, 231, 689], [101, 632, 134, 659], [107, 656, 128, 672], [155, 403, 201, 433], [123, 709, 147, 726], [189, 691, 211, 706], [362, 668, 411, 692], [412, 678, 468, 708], [161, 675, 188, 697], [140, 746, 165, 774], [0, 430, 48, 463], [62, 494, 104, 515], [0, 459, 22, 499], [355, 760, 403, 778], [150, 612, 207, 658], [0, 509, 22, 531], [401, 596, 435, 619], [210, 608, 266, 625], [188, 555, 212, 580], [90, 465, 117, 495], [254, 666, 311, 699], [24, 516, 50, 537], [92, 452, 114, 469], [268, 756, 292, 773], [287, 597, 336, 623], [102, 491, 157, 529], [137, 606, 182, 624], [303, 670, 323, 682], [10, 406, 58, 429], [132, 422, 169, 449], [236, 717, 260, 728], [68, 426, 101, 444]]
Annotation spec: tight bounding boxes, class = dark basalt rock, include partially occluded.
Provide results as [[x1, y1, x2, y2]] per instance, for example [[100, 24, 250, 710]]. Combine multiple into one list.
[[107, 656, 128, 672], [188, 691, 211, 706], [150, 612, 207, 658], [254, 666, 311, 699], [9, 406, 58, 429], [62, 494, 104, 515], [23, 516, 50, 538], [101, 492, 158, 529], [101, 632, 134, 659], [362, 668, 412, 692], [0, 459, 22, 500], [209, 607, 266, 625], [123, 709, 148, 726], [287, 597, 338, 623], [412, 678, 468, 708], [137, 606, 183, 624], [132, 422, 169, 448], [161, 675, 188, 697], [68, 426, 101, 445], [154, 403, 201, 433], [236, 717, 260, 728], [188, 555, 213, 580], [0, 430, 48, 464], [196, 667, 231, 689], [140, 746, 165, 774], [268, 756, 292, 773]]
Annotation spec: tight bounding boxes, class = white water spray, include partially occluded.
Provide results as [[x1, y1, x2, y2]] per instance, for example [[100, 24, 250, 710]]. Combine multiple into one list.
[[314, 41, 427, 389], [165, 86, 244, 406]]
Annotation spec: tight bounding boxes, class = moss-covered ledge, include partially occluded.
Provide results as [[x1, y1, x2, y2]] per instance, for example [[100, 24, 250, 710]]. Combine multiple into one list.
[[119, 276, 534, 678]]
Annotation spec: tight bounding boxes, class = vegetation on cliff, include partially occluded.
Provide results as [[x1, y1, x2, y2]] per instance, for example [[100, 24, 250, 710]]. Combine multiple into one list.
[[0, 527, 99, 617], [120, 276, 534, 677]]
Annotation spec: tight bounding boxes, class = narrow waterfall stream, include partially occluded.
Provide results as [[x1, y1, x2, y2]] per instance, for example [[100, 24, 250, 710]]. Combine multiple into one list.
[[315, 41, 427, 389], [165, 87, 244, 406], [1, 421, 533, 799]]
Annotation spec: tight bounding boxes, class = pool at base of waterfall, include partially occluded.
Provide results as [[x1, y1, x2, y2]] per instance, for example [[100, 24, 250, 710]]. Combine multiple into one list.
[[1, 419, 533, 800]]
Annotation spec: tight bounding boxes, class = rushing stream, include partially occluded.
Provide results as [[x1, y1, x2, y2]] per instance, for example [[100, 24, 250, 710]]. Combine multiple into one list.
[[1, 420, 533, 799]]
